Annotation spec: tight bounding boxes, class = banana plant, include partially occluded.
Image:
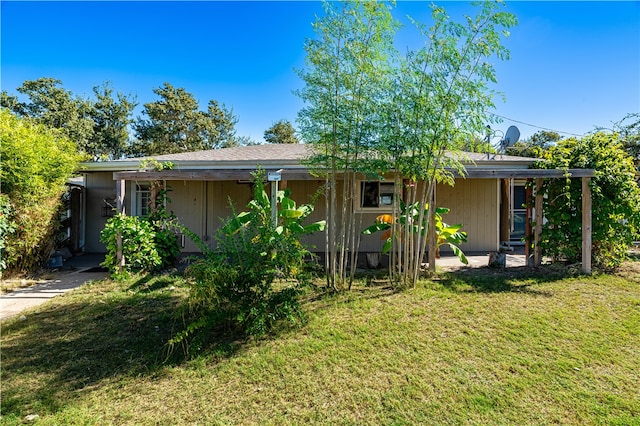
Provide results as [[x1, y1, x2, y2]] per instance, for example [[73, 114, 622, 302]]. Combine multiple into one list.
[[362, 201, 468, 264], [223, 183, 325, 238]]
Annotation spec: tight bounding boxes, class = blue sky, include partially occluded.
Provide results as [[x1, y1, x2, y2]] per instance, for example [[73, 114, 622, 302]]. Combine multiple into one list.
[[1, 1, 638, 144]]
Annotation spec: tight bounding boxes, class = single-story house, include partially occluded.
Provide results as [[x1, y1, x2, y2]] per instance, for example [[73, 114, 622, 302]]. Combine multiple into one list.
[[77, 143, 595, 270]]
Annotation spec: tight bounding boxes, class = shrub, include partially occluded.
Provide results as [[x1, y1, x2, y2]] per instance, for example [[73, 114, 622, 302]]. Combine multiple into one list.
[[100, 213, 162, 276], [536, 132, 640, 269], [174, 174, 325, 346], [0, 195, 17, 276], [99, 179, 181, 277], [0, 109, 82, 275]]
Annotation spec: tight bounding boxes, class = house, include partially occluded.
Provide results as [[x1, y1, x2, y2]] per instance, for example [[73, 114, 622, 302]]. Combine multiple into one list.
[[78, 143, 595, 270], [80, 144, 529, 253]]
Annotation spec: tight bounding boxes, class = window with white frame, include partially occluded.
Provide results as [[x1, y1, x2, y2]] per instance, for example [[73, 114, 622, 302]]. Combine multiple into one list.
[[359, 181, 396, 210], [133, 182, 151, 217]]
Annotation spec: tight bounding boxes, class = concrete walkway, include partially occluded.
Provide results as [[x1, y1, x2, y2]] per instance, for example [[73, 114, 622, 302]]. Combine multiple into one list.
[[1, 255, 106, 321]]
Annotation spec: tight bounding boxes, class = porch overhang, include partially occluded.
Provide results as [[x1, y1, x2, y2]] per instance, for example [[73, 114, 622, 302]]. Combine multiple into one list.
[[111, 166, 596, 275], [112, 168, 596, 182]]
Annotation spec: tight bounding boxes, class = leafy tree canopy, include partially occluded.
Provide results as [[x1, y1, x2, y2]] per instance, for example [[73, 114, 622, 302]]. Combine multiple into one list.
[[132, 82, 239, 156], [264, 119, 299, 144], [89, 83, 137, 160], [0, 78, 136, 161], [505, 130, 561, 158], [614, 112, 640, 170], [0, 77, 94, 156]]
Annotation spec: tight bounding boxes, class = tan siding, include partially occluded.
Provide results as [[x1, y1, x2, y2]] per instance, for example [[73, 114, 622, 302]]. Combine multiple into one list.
[[164, 180, 204, 252], [84, 175, 501, 255], [84, 172, 118, 253], [436, 179, 499, 252]]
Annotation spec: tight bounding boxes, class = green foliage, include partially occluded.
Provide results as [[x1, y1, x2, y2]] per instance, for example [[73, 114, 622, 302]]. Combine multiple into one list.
[[0, 77, 94, 157], [99, 178, 181, 276], [132, 82, 239, 156], [178, 174, 325, 343], [264, 119, 300, 144], [536, 132, 640, 269], [88, 82, 137, 160], [297, 0, 400, 290], [0, 109, 82, 275], [0, 195, 17, 275], [506, 130, 561, 158], [614, 112, 640, 169], [297, 0, 516, 287], [147, 185, 181, 270], [100, 213, 162, 276], [362, 203, 469, 267]]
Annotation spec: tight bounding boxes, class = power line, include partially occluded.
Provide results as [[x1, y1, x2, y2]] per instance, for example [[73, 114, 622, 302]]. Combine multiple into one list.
[[490, 113, 586, 137]]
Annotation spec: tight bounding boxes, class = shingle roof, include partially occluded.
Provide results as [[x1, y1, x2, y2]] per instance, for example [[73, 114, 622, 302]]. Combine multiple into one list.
[[137, 144, 534, 163], [85, 143, 538, 172], [142, 143, 312, 163]]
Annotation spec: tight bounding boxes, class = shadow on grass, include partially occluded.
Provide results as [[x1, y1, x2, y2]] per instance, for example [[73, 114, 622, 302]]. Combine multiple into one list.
[[0, 276, 245, 420], [437, 265, 572, 295]]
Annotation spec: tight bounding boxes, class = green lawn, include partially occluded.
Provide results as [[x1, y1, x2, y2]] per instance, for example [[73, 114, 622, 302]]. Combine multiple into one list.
[[1, 262, 639, 425]]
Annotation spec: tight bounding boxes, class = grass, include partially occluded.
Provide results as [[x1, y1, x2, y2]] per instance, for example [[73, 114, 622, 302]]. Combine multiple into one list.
[[1, 261, 639, 425]]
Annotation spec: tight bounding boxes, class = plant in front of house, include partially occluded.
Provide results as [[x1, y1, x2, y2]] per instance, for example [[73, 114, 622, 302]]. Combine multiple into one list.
[[146, 184, 182, 270], [363, 202, 468, 279], [173, 173, 325, 351], [100, 213, 162, 276], [535, 132, 640, 270]]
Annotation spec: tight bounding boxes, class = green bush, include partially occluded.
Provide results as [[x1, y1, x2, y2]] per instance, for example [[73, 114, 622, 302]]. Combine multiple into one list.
[[536, 132, 640, 269], [0, 109, 82, 275], [99, 182, 182, 277], [0, 195, 17, 275], [147, 186, 181, 270], [175, 175, 325, 346], [100, 213, 162, 276]]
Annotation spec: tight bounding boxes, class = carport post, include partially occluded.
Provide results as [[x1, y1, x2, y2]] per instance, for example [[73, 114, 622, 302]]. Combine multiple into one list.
[[582, 177, 592, 274], [534, 178, 543, 266], [116, 179, 125, 272]]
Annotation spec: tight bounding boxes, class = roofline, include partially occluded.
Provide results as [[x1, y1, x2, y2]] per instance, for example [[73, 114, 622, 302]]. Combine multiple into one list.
[[80, 157, 537, 173]]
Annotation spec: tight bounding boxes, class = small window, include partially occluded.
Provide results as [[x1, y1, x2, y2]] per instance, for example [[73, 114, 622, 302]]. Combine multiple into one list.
[[360, 181, 395, 209], [135, 182, 151, 217]]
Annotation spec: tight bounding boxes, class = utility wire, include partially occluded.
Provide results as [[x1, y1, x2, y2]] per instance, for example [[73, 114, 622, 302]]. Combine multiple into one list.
[[491, 113, 586, 137]]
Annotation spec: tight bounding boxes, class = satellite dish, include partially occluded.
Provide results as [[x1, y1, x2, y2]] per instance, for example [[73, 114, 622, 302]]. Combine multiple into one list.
[[502, 125, 520, 149]]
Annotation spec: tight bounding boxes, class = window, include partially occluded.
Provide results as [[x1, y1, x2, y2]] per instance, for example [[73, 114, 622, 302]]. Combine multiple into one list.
[[133, 182, 151, 217], [360, 181, 395, 210], [510, 182, 527, 243]]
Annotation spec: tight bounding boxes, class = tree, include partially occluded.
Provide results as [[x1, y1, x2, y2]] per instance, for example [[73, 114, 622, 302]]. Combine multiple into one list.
[[132, 82, 238, 156], [385, 1, 516, 284], [0, 77, 94, 155], [0, 109, 83, 275], [88, 83, 136, 160], [264, 119, 300, 144], [297, 0, 398, 290], [536, 132, 640, 270], [298, 0, 516, 288], [506, 130, 561, 158], [614, 113, 640, 171]]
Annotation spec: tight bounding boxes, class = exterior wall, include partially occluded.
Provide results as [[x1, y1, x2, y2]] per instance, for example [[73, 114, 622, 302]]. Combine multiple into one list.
[[83, 174, 499, 255], [84, 172, 122, 253], [435, 179, 500, 252], [291, 178, 500, 254]]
